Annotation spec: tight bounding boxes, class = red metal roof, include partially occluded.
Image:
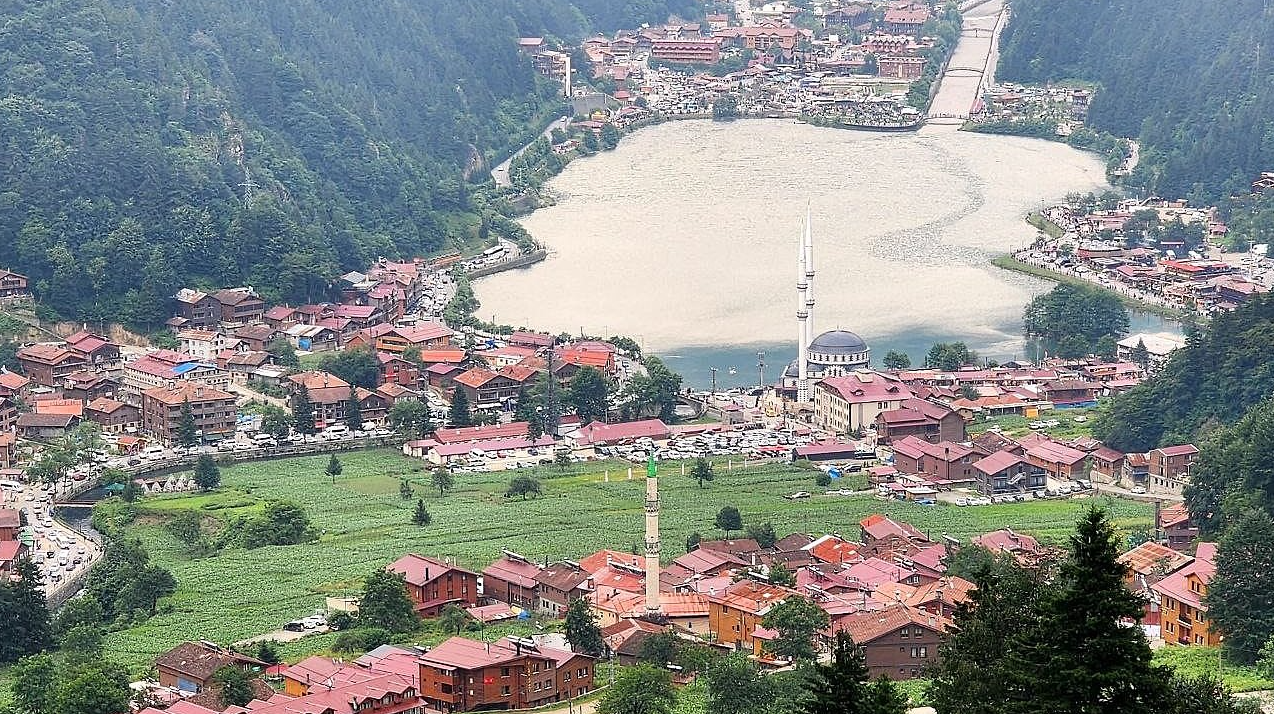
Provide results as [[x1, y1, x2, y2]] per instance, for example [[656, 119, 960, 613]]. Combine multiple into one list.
[[387, 554, 476, 588], [434, 422, 529, 444]]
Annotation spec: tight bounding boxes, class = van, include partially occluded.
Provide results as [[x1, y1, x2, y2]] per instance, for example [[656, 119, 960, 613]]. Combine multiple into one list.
[[324, 424, 349, 438]]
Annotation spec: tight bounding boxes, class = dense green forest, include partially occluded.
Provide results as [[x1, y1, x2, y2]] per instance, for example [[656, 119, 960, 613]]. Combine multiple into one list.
[[0, 0, 696, 326], [997, 0, 1274, 200], [1093, 293, 1274, 452]]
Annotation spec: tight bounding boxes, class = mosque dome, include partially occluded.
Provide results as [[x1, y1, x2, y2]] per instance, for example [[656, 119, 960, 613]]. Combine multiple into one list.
[[809, 330, 869, 355]]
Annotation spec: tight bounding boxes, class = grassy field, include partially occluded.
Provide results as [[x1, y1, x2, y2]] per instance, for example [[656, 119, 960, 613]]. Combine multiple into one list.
[[967, 405, 1101, 441], [97, 449, 1152, 675], [1152, 646, 1274, 693]]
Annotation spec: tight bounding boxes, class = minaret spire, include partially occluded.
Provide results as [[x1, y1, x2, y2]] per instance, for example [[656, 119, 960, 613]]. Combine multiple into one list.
[[804, 206, 815, 349], [796, 212, 810, 402]]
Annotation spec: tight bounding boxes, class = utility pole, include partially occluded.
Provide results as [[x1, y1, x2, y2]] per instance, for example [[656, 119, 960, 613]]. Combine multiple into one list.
[[756, 350, 766, 388]]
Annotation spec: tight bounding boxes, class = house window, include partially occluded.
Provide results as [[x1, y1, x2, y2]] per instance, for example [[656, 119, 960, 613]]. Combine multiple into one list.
[[501, 667, 510, 677], [502, 686, 511, 696], [900, 628, 909, 639], [919, 647, 927, 658], [910, 647, 920, 658]]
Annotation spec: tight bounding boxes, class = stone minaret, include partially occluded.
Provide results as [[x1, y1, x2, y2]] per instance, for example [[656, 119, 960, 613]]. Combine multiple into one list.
[[644, 455, 661, 615]]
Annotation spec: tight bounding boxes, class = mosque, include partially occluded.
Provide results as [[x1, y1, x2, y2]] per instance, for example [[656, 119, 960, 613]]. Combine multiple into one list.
[[781, 213, 871, 401]]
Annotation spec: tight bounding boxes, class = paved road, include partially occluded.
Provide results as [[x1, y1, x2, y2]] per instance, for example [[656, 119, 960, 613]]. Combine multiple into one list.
[[2, 480, 101, 601], [492, 117, 570, 188]]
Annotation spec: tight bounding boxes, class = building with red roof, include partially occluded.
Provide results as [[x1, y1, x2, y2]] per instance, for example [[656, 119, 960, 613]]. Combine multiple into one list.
[[534, 562, 593, 616], [802, 534, 862, 565], [417, 636, 593, 711], [891, 436, 976, 483], [1024, 438, 1089, 480], [832, 605, 947, 679], [1118, 541, 1193, 626], [883, 6, 930, 33], [573, 419, 670, 446], [972, 449, 1047, 496], [1158, 503, 1200, 551], [972, 529, 1049, 565], [813, 371, 914, 435], [1090, 445, 1125, 484], [706, 580, 801, 653], [859, 514, 930, 559], [434, 422, 529, 444], [1153, 542, 1219, 646], [874, 398, 965, 445], [483, 552, 543, 608], [1149, 444, 1198, 497], [386, 554, 478, 616], [140, 382, 236, 444]]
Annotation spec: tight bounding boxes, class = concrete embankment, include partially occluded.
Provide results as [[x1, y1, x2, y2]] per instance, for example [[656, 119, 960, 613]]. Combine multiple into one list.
[[467, 249, 548, 279]]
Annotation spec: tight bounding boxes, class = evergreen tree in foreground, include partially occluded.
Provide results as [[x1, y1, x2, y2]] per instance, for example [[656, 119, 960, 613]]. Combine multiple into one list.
[[802, 631, 904, 714], [193, 454, 221, 491], [0, 560, 52, 663], [1018, 507, 1159, 712], [1208, 508, 1274, 663]]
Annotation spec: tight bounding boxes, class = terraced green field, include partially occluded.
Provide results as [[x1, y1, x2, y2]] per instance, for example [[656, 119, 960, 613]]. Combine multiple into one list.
[[100, 449, 1152, 674]]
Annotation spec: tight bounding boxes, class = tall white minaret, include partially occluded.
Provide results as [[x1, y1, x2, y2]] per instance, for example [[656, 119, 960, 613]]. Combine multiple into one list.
[[796, 220, 810, 402], [804, 208, 816, 353], [644, 455, 661, 615]]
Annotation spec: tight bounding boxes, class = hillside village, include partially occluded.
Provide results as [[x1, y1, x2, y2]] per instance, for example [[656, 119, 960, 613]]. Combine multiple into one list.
[[517, 0, 959, 142], [0, 228, 1225, 714]]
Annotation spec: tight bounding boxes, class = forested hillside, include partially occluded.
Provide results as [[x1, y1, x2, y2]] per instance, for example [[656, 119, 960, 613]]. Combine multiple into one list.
[[997, 0, 1274, 200], [1093, 293, 1274, 452], [0, 0, 695, 326]]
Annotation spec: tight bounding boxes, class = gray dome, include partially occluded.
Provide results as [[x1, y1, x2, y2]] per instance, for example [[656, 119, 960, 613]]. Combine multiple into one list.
[[809, 330, 868, 354]]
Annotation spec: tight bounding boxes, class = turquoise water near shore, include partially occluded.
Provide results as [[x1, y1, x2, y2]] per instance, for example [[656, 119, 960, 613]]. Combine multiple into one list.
[[661, 310, 1179, 390]]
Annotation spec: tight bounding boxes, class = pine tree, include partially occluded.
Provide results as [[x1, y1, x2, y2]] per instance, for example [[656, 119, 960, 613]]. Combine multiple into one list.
[[1208, 509, 1274, 663], [801, 632, 872, 714], [193, 454, 221, 491], [449, 388, 473, 427], [1012, 507, 1159, 712], [399, 480, 413, 500], [564, 598, 606, 657], [176, 398, 199, 447], [0, 560, 52, 663], [930, 544, 1051, 713], [294, 384, 316, 434], [691, 457, 714, 487], [344, 396, 363, 431], [325, 454, 342, 484], [411, 499, 431, 526]]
